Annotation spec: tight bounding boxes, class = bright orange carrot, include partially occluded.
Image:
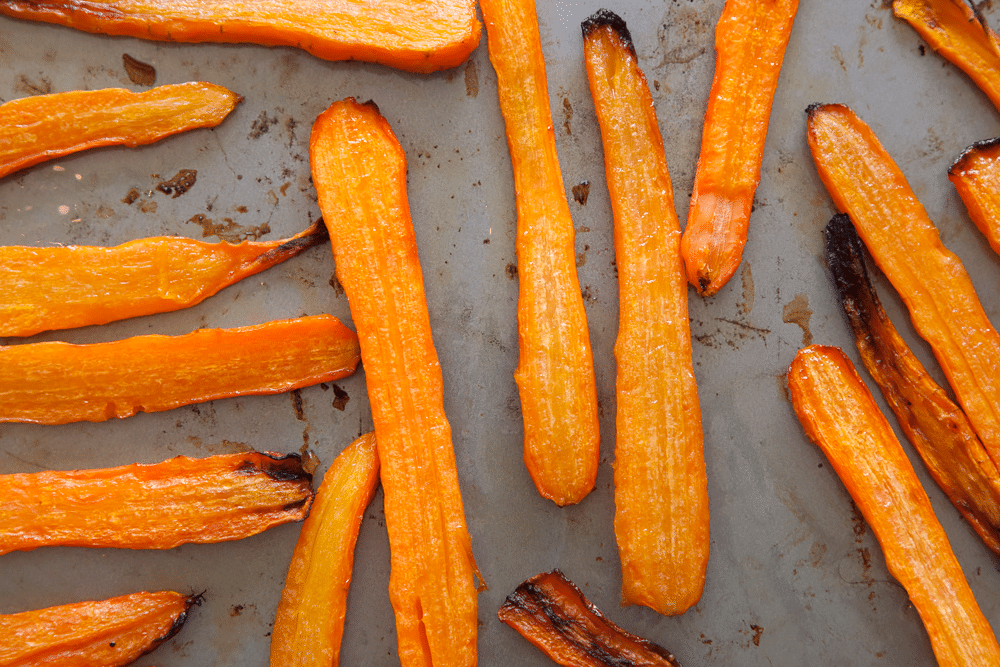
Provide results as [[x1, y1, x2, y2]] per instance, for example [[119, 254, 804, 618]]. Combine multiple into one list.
[[310, 98, 480, 667], [949, 137, 1000, 257], [582, 9, 708, 616]]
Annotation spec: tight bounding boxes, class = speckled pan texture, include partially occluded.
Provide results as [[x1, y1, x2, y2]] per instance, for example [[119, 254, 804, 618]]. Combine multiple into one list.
[[2, 2, 1000, 665]]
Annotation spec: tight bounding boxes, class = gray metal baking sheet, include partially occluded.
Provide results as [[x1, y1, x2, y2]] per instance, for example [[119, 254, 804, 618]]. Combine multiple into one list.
[[2, 1, 1000, 664]]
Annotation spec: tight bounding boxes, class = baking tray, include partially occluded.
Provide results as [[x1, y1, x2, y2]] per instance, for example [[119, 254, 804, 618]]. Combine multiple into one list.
[[2, 2, 1000, 664]]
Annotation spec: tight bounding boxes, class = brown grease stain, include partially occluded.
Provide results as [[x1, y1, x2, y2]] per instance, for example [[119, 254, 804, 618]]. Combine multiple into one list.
[[16, 74, 51, 96], [122, 53, 156, 85], [506, 263, 518, 280], [740, 263, 754, 315], [332, 384, 350, 411], [572, 181, 590, 205], [464, 59, 479, 97], [122, 188, 140, 205], [562, 97, 573, 135], [291, 389, 306, 421], [187, 213, 270, 242], [782, 293, 813, 346], [156, 169, 197, 198], [248, 110, 279, 139]]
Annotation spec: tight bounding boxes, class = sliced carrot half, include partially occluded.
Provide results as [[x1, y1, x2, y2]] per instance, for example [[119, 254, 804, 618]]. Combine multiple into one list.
[[949, 137, 1000, 257]]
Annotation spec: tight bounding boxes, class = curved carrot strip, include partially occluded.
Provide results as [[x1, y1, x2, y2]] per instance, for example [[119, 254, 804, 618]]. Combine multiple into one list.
[[949, 137, 1000, 257], [0, 82, 241, 179], [480, 0, 600, 507], [582, 10, 708, 616]]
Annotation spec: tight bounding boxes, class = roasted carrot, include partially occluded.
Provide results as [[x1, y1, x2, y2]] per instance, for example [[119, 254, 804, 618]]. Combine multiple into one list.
[[894, 0, 1000, 111], [0, 590, 198, 667], [806, 103, 1000, 470], [479, 0, 600, 506], [270, 432, 380, 667], [0, 0, 480, 74], [0, 220, 328, 338], [679, 0, 798, 296], [0, 82, 240, 180], [788, 345, 1000, 667], [0, 314, 360, 425], [825, 213, 1000, 555], [498, 570, 682, 667], [582, 9, 708, 616], [949, 137, 1000, 257], [310, 98, 480, 667]]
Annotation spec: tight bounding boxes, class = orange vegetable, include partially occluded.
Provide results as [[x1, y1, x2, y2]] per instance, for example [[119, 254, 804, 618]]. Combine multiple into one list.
[[893, 0, 1000, 111], [0, 314, 360, 425], [0, 451, 314, 555], [788, 345, 1000, 667], [310, 98, 481, 667], [949, 137, 1000, 257], [0, 590, 199, 667], [498, 570, 682, 667], [479, 0, 600, 506], [806, 103, 1000, 470], [679, 0, 798, 296], [0, 0, 481, 74], [0, 82, 240, 180], [582, 9, 708, 616], [270, 432, 380, 667], [0, 220, 328, 338]]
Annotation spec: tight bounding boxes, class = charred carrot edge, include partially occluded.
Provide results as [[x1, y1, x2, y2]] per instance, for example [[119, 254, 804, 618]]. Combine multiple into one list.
[[0, 220, 328, 338], [788, 345, 1000, 667], [270, 432, 380, 667], [0, 314, 360, 425], [0, 0, 480, 74], [582, 10, 708, 616], [806, 103, 1000, 470], [498, 570, 682, 667], [0, 590, 199, 666], [0, 82, 240, 180], [893, 0, 1000, 111], [0, 451, 314, 555], [949, 137, 1000, 257], [310, 98, 481, 667], [679, 0, 798, 296], [480, 0, 600, 506]]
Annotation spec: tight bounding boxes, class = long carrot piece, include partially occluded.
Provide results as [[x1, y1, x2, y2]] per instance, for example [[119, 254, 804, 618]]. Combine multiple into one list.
[[0, 0, 481, 74], [270, 432, 380, 667], [949, 137, 1000, 257], [0, 590, 199, 667], [0, 220, 327, 337], [679, 0, 798, 296], [479, 0, 600, 506], [0, 82, 240, 180], [582, 10, 708, 616], [788, 345, 1000, 667], [806, 103, 1000, 470], [310, 98, 480, 667], [0, 314, 360, 425]]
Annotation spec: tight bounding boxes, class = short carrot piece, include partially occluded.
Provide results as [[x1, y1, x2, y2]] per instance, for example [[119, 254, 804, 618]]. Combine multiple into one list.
[[788, 345, 1000, 667], [0, 220, 328, 337], [679, 0, 798, 296], [270, 432, 380, 667], [310, 98, 481, 667], [0, 0, 481, 74], [582, 10, 708, 616], [479, 0, 600, 506], [806, 103, 1000, 470], [0, 590, 199, 667], [0, 82, 241, 180], [949, 137, 1000, 257], [0, 314, 360, 425]]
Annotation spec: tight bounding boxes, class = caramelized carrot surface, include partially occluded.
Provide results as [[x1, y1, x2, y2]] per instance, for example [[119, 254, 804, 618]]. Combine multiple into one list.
[[806, 103, 1000, 470], [0, 82, 240, 180], [0, 314, 360, 425], [480, 0, 600, 506], [582, 9, 708, 616], [0, 220, 328, 337], [789, 345, 1000, 667], [0, 0, 481, 73], [0, 590, 198, 667], [310, 98, 480, 667], [949, 137, 1000, 257], [679, 0, 798, 296], [270, 432, 380, 667]]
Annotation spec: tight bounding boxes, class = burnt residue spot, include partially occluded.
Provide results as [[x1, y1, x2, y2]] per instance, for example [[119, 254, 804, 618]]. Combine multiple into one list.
[[122, 53, 156, 86], [919, 44, 926, 56], [291, 389, 306, 421], [750, 624, 764, 647], [329, 274, 345, 297], [156, 169, 197, 198], [782, 293, 813, 346], [122, 188, 140, 205], [139, 200, 157, 214], [850, 501, 867, 538], [506, 263, 518, 280], [298, 445, 320, 475], [576, 251, 587, 267], [332, 384, 350, 411], [572, 181, 590, 205], [465, 59, 479, 97], [249, 110, 279, 139], [229, 604, 244, 617], [562, 97, 573, 135], [187, 214, 270, 242], [16, 74, 52, 96], [96, 205, 115, 219]]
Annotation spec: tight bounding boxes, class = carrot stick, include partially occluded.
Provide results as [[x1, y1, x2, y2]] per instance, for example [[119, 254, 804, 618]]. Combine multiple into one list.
[[582, 9, 708, 616], [949, 137, 1000, 257]]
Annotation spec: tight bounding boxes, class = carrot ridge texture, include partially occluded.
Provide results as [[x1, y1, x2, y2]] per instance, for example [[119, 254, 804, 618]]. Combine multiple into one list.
[[949, 137, 1000, 258], [0, 0, 481, 73], [310, 98, 480, 667], [480, 0, 600, 506], [679, 0, 798, 296], [788, 345, 1000, 667], [0, 82, 240, 179], [582, 10, 708, 616]]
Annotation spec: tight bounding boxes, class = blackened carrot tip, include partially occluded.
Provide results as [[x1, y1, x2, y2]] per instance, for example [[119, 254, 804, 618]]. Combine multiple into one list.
[[581, 9, 635, 58], [949, 135, 1000, 175]]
